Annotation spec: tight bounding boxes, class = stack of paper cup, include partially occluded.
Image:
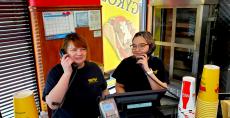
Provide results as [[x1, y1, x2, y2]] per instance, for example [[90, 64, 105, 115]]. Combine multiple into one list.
[[13, 90, 38, 118], [178, 76, 196, 118], [196, 65, 220, 118]]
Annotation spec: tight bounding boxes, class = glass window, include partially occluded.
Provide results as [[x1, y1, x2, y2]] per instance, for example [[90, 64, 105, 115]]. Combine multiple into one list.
[[175, 8, 196, 45]]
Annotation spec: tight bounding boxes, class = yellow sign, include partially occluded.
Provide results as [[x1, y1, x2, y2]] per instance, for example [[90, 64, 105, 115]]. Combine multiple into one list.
[[101, 0, 141, 72]]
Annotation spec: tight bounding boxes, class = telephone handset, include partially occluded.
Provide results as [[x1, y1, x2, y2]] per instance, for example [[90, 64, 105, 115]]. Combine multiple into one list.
[[136, 47, 154, 62], [146, 47, 154, 57], [99, 98, 120, 118], [59, 49, 77, 69], [59, 48, 66, 57]]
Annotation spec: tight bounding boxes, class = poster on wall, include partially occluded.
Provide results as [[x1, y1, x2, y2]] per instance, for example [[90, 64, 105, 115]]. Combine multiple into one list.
[[101, 0, 141, 71], [42, 11, 75, 40], [88, 10, 101, 30], [74, 11, 89, 27]]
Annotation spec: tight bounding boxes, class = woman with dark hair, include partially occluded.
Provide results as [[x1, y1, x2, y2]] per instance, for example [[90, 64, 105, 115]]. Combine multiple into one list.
[[43, 33, 109, 118], [112, 31, 169, 98]]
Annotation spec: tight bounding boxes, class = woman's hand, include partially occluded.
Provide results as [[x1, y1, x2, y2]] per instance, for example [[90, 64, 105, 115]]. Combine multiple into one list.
[[136, 54, 150, 72], [60, 54, 73, 74]]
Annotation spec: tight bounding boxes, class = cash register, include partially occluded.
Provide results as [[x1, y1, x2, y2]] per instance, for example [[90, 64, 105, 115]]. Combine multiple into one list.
[[99, 89, 168, 118]]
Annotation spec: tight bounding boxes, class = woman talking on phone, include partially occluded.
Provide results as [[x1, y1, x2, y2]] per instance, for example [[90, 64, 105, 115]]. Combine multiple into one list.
[[42, 33, 109, 118], [112, 31, 169, 102]]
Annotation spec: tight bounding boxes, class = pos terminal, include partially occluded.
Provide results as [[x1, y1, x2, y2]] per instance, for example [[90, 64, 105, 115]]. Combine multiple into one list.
[[99, 89, 167, 118]]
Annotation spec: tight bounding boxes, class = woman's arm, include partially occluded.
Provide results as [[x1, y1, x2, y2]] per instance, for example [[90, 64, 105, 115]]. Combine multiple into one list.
[[45, 72, 72, 109], [45, 54, 73, 109], [137, 54, 167, 90], [115, 82, 125, 93], [145, 68, 168, 90]]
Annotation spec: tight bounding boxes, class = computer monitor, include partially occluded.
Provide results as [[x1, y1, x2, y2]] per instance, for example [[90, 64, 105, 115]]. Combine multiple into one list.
[[106, 89, 166, 104], [104, 89, 167, 117]]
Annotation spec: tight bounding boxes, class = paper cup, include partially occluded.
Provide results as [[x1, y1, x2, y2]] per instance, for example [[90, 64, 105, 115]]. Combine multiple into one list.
[[198, 65, 220, 102], [13, 90, 38, 118], [195, 97, 218, 118], [178, 76, 196, 118]]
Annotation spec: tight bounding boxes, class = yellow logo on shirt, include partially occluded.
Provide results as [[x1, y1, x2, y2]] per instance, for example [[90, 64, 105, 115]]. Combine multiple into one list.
[[153, 70, 158, 74], [88, 77, 98, 84]]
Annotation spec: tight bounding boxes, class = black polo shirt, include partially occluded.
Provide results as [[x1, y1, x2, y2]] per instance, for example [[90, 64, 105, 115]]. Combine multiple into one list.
[[43, 61, 107, 118], [112, 56, 169, 92]]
